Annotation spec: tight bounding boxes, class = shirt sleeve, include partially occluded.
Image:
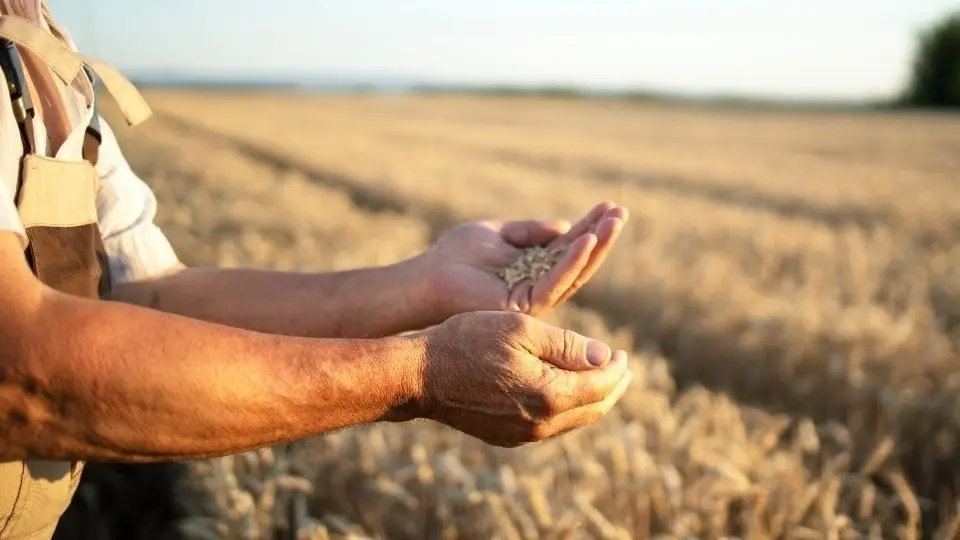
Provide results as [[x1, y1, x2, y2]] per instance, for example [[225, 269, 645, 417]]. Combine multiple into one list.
[[0, 175, 25, 248], [0, 80, 27, 250], [95, 116, 182, 284]]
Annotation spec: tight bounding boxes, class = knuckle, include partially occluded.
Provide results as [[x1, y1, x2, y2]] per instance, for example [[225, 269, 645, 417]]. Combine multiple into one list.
[[501, 312, 533, 339], [448, 311, 476, 331], [515, 312, 536, 333]]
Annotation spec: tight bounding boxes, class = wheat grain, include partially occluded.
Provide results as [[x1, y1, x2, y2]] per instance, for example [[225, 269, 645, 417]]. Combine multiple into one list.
[[498, 245, 565, 288]]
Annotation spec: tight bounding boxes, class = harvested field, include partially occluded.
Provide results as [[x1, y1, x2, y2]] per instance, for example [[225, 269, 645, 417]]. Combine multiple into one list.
[[56, 92, 960, 539]]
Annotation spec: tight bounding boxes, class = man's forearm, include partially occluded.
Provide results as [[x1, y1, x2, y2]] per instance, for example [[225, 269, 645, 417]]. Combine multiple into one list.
[[0, 287, 423, 463], [108, 256, 439, 339]]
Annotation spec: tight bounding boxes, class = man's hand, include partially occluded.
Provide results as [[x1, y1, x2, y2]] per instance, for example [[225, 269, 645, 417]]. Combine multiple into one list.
[[404, 311, 633, 447], [422, 201, 628, 318], [108, 201, 625, 340]]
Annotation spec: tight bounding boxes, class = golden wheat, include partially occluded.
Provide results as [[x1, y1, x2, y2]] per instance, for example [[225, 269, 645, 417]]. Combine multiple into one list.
[[75, 92, 960, 539]]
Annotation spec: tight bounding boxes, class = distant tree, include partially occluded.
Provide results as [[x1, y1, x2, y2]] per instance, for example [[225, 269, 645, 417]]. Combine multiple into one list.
[[902, 10, 960, 108]]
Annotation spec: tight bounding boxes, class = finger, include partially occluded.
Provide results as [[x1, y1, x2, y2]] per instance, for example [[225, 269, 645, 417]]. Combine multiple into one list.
[[500, 219, 571, 247], [569, 202, 617, 237], [536, 367, 634, 441], [556, 212, 627, 305], [532, 350, 630, 421], [528, 233, 596, 313], [552, 349, 630, 409], [434, 362, 630, 447], [548, 201, 617, 250], [604, 206, 630, 223], [508, 279, 533, 313], [519, 315, 618, 371]]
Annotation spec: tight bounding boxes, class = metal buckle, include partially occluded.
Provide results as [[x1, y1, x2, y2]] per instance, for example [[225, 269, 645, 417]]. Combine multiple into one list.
[[0, 39, 34, 148]]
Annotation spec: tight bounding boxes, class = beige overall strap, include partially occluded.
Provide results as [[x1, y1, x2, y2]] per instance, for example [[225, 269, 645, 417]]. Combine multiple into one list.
[[0, 15, 80, 85], [41, 4, 152, 127], [0, 14, 80, 151], [81, 58, 152, 127]]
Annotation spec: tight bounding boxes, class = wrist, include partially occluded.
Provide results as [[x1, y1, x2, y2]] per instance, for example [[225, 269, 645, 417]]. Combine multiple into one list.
[[378, 332, 428, 422], [295, 333, 428, 426], [394, 251, 448, 328]]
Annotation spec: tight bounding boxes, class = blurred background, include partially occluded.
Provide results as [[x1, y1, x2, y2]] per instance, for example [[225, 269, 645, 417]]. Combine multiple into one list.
[[49, 0, 960, 105], [43, 2, 960, 540]]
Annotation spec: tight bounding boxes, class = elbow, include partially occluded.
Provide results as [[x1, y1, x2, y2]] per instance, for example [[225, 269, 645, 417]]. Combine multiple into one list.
[[0, 294, 103, 461], [0, 352, 66, 461]]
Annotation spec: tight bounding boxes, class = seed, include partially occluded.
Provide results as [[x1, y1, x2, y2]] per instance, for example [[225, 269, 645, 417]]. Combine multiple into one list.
[[497, 246, 565, 289]]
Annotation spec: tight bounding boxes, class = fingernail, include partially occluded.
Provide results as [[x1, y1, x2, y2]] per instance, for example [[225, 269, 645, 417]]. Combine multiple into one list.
[[586, 340, 611, 366]]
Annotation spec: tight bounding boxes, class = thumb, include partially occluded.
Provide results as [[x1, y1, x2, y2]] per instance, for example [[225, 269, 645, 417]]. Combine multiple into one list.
[[524, 319, 612, 371]]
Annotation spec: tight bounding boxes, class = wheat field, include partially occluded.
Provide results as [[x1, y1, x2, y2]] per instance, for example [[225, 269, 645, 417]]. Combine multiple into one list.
[[57, 91, 960, 540]]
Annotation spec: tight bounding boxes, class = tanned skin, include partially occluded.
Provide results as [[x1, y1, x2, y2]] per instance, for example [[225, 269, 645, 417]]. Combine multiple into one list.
[[107, 202, 632, 341], [107, 257, 436, 340], [0, 232, 632, 463]]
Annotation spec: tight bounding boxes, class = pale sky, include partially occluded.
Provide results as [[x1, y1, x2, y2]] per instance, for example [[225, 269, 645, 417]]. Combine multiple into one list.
[[45, 0, 959, 101]]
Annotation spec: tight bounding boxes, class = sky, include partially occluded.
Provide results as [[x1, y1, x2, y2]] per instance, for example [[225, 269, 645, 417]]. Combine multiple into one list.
[[45, 0, 960, 102]]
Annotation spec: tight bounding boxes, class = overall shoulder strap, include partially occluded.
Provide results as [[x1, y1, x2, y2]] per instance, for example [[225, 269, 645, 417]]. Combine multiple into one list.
[[0, 33, 36, 202], [0, 8, 117, 299], [41, 3, 153, 128], [0, 8, 154, 198], [0, 14, 81, 85]]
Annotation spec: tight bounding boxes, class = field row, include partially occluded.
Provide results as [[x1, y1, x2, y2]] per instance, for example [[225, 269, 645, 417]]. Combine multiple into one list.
[[130, 94, 960, 505], [145, 93, 960, 240], [96, 97, 960, 538]]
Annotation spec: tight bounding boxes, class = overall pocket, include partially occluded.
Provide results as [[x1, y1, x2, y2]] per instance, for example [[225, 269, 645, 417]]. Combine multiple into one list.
[[17, 154, 105, 298]]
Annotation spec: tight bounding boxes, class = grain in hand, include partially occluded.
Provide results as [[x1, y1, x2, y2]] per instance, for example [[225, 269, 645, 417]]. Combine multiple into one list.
[[497, 246, 565, 289]]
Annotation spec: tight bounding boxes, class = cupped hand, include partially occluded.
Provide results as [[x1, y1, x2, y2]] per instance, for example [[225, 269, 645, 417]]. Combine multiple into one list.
[[411, 311, 633, 447], [423, 201, 628, 318]]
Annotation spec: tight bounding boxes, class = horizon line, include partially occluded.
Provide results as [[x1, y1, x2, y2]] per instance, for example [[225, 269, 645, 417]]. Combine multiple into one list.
[[121, 69, 900, 107]]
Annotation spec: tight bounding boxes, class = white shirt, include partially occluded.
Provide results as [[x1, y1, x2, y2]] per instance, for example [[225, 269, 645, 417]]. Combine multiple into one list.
[[0, 1, 180, 284]]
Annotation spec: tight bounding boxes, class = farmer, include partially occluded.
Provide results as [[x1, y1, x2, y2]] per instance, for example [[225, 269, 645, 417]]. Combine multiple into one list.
[[0, 2, 632, 539]]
